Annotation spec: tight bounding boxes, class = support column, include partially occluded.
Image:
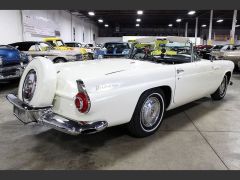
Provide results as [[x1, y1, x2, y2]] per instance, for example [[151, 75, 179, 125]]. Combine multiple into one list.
[[195, 17, 198, 45], [185, 22, 188, 37], [207, 10, 213, 45], [230, 10, 237, 45]]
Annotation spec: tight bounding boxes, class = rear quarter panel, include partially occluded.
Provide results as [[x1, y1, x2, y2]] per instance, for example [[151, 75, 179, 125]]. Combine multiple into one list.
[[53, 65, 176, 127]]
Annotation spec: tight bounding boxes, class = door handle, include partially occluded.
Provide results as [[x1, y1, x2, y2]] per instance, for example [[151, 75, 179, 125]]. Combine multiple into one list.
[[177, 69, 184, 74]]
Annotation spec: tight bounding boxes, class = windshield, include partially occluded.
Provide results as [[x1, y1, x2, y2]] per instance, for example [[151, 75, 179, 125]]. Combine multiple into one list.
[[39, 42, 54, 51], [212, 45, 224, 50], [47, 40, 65, 47], [56, 40, 64, 46], [128, 41, 194, 64], [104, 43, 130, 49]]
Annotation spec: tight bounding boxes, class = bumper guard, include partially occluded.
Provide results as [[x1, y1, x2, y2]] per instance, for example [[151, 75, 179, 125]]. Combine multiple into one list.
[[6, 94, 108, 135]]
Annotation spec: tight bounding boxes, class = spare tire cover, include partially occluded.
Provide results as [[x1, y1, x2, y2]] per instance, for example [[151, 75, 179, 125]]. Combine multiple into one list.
[[18, 56, 57, 107]]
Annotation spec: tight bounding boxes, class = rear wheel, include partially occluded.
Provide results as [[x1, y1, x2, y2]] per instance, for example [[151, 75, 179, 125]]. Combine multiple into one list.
[[211, 75, 228, 100], [127, 89, 165, 137]]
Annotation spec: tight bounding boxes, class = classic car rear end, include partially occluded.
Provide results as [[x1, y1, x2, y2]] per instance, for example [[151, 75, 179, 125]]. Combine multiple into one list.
[[6, 36, 234, 138]]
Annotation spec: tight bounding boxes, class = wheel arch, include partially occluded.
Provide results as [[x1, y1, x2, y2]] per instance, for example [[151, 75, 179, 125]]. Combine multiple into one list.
[[139, 85, 173, 110], [53, 57, 67, 63], [225, 71, 232, 83]]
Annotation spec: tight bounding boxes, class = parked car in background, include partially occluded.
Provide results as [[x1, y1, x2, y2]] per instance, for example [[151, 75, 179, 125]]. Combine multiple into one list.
[[195, 45, 213, 59], [0, 45, 29, 81], [210, 44, 235, 60], [43, 37, 91, 59], [95, 42, 131, 59], [212, 45, 240, 70], [7, 36, 234, 138], [65, 42, 94, 59], [9, 41, 84, 63]]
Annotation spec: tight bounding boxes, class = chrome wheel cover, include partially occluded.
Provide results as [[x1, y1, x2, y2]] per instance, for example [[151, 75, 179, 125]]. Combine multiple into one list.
[[140, 96, 161, 128]]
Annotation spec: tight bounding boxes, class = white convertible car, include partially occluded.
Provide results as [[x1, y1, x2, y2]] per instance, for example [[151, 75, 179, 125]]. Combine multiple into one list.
[[7, 36, 234, 137]]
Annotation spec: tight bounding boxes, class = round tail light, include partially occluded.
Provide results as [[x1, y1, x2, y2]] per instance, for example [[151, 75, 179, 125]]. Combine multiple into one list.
[[75, 92, 90, 113]]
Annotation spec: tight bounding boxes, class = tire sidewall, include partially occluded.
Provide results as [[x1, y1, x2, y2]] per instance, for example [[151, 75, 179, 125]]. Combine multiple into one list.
[[128, 89, 165, 137], [219, 75, 228, 98], [18, 56, 57, 107]]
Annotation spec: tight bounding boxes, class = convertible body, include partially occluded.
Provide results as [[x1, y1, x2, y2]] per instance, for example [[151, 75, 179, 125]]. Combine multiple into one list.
[[7, 36, 235, 137]]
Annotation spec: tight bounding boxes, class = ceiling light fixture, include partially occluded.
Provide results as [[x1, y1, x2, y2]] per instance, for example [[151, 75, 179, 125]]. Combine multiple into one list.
[[137, 10, 143, 15], [216, 19, 224, 23], [98, 19, 103, 23], [201, 24, 207, 27], [188, 11, 196, 15], [104, 24, 109, 27], [88, 11, 95, 16], [168, 24, 173, 27], [136, 24, 140, 27], [176, 18, 182, 22], [136, 18, 141, 22]]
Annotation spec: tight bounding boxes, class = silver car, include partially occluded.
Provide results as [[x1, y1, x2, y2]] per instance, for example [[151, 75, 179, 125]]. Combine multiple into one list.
[[9, 41, 83, 63]]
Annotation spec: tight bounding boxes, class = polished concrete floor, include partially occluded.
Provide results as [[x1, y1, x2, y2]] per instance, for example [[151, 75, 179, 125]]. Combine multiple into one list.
[[0, 73, 240, 170]]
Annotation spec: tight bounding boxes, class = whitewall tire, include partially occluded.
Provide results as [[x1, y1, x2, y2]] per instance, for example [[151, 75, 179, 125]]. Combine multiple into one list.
[[18, 56, 57, 107]]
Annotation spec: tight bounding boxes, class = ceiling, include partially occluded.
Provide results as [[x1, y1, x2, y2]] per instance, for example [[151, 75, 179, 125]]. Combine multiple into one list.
[[71, 10, 239, 29]]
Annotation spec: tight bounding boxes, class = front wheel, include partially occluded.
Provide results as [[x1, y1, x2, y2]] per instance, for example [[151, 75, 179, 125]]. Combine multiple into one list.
[[211, 75, 228, 100], [127, 89, 165, 137]]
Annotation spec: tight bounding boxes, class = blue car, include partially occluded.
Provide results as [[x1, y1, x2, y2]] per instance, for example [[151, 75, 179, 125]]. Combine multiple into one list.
[[0, 45, 29, 81], [94, 42, 130, 59]]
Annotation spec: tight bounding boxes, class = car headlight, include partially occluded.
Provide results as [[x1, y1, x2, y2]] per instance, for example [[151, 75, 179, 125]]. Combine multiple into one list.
[[22, 69, 37, 103], [0, 57, 3, 66]]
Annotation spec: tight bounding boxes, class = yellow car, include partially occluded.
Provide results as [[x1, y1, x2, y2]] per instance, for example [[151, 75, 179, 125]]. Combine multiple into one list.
[[43, 37, 89, 57], [151, 39, 177, 56]]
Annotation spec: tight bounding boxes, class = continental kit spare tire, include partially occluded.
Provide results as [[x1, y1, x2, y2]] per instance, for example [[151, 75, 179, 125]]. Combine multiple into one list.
[[18, 56, 57, 107]]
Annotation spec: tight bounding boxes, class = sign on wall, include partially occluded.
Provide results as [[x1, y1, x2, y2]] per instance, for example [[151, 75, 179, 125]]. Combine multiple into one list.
[[22, 12, 60, 37]]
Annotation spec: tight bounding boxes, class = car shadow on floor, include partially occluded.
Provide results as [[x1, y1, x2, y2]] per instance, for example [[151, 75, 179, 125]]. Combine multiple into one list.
[[21, 96, 225, 169], [0, 80, 19, 94]]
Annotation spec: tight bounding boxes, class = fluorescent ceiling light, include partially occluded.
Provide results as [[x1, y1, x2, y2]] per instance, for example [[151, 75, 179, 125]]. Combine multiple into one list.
[[176, 18, 182, 22], [168, 24, 173, 27], [216, 19, 224, 23], [104, 24, 109, 27], [98, 19, 103, 23], [201, 24, 207, 27], [236, 24, 240, 27], [188, 11, 196, 15], [136, 24, 140, 27], [88, 11, 95, 16], [137, 10, 143, 15], [136, 18, 141, 22]]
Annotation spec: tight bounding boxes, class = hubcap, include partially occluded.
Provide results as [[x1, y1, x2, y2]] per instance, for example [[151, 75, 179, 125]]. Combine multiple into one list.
[[219, 77, 227, 95], [141, 96, 161, 127]]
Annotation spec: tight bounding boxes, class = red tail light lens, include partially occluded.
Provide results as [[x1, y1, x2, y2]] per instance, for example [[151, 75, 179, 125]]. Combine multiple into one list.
[[75, 92, 90, 113]]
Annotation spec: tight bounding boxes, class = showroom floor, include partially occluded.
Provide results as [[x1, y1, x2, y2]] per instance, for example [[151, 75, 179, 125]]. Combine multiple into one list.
[[0, 73, 240, 170]]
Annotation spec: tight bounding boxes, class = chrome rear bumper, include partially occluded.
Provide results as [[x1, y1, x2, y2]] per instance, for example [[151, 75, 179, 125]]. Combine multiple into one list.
[[6, 94, 108, 135]]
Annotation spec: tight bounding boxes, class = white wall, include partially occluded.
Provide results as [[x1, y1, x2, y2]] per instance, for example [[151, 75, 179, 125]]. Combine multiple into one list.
[[0, 10, 98, 44], [95, 37, 122, 44], [0, 10, 23, 44]]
